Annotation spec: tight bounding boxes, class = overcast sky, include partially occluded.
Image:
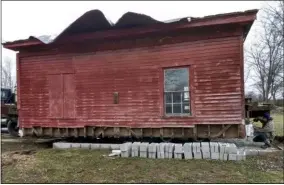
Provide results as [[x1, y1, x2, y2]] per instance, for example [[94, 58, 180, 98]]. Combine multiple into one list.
[[1, 1, 264, 87]]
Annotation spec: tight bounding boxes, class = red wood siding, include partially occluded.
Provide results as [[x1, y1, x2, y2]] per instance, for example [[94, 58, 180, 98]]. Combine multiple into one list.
[[63, 74, 76, 119], [48, 74, 63, 118], [18, 28, 244, 128]]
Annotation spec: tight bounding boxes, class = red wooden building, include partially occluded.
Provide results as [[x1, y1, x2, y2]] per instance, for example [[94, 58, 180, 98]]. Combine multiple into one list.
[[3, 9, 258, 139]]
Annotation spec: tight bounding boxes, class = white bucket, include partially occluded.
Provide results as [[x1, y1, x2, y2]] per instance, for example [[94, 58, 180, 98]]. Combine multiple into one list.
[[245, 123, 254, 137]]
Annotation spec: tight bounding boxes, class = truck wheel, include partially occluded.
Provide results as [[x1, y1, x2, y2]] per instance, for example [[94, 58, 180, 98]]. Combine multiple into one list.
[[7, 119, 19, 137]]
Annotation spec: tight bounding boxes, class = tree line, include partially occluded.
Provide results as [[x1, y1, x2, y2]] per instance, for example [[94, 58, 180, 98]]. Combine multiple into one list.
[[245, 1, 284, 104]]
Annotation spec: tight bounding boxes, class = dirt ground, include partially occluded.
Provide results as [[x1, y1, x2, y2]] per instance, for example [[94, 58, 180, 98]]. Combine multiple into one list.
[[1, 135, 283, 184]]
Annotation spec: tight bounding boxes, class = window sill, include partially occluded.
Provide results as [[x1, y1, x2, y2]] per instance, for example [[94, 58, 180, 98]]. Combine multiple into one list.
[[162, 114, 194, 119]]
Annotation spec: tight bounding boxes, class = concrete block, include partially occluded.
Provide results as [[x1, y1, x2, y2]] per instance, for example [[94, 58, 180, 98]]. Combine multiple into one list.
[[139, 142, 149, 152], [192, 142, 201, 153], [236, 149, 246, 160], [110, 144, 120, 150], [193, 152, 202, 159], [184, 143, 193, 159], [219, 153, 228, 161], [245, 149, 259, 156], [131, 150, 139, 157], [183, 143, 192, 152], [165, 143, 175, 159], [201, 142, 210, 153], [174, 153, 183, 159], [149, 152, 157, 159], [211, 152, 219, 160], [184, 152, 193, 159], [237, 154, 246, 161], [202, 151, 211, 159], [90, 144, 101, 150], [140, 151, 148, 158], [210, 142, 220, 153], [258, 149, 271, 156], [148, 143, 158, 159], [131, 142, 140, 157], [100, 144, 111, 150], [148, 143, 158, 152], [120, 142, 132, 158], [219, 143, 229, 154], [157, 143, 166, 159], [174, 144, 183, 153], [139, 142, 149, 158], [71, 143, 81, 148], [225, 143, 238, 154], [81, 143, 90, 149], [228, 154, 237, 161], [53, 142, 71, 149]]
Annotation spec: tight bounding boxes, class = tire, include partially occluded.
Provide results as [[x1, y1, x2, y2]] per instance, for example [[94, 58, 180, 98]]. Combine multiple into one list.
[[7, 119, 19, 137]]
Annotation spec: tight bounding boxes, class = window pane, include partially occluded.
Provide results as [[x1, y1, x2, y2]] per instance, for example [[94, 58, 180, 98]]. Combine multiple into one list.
[[165, 68, 189, 91], [166, 104, 172, 114], [165, 93, 172, 103], [173, 104, 182, 114], [184, 91, 189, 101], [173, 92, 182, 103], [183, 105, 190, 114]]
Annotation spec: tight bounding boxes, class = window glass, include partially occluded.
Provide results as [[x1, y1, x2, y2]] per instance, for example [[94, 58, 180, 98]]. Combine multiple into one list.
[[164, 68, 189, 91], [164, 68, 190, 115]]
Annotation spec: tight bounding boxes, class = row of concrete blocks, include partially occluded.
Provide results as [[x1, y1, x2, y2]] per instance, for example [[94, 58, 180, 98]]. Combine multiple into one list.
[[53, 142, 120, 150], [53, 142, 268, 159], [120, 142, 246, 161]]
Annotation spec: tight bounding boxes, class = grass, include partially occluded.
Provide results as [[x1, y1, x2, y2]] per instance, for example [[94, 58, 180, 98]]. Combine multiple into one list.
[[252, 113, 284, 136], [1, 142, 283, 184]]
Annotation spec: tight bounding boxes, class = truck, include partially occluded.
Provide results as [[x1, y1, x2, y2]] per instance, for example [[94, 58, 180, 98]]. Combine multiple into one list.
[[1, 87, 19, 136]]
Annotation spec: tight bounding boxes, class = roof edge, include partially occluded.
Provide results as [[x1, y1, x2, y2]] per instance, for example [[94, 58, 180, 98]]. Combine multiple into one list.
[[2, 9, 259, 51]]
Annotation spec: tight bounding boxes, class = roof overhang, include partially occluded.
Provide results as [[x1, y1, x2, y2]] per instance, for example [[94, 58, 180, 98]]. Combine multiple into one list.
[[2, 9, 258, 51]]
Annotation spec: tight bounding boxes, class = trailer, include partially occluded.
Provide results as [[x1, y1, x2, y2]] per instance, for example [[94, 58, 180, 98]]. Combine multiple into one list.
[[3, 9, 259, 140]]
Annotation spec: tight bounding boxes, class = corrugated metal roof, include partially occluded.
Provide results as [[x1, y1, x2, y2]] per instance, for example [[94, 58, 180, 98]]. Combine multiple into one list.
[[3, 9, 258, 46]]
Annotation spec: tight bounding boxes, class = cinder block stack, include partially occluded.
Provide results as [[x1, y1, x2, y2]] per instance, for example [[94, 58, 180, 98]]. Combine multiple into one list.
[[120, 142, 132, 158], [131, 142, 141, 157], [174, 144, 183, 159], [148, 143, 159, 159], [81, 143, 91, 149], [165, 143, 175, 159], [226, 143, 239, 161], [201, 142, 211, 159], [192, 142, 202, 159], [52, 141, 251, 161], [219, 143, 229, 160], [210, 142, 220, 160], [100, 144, 111, 150], [90, 143, 101, 150], [53, 142, 71, 149], [183, 143, 193, 159], [71, 143, 81, 148], [139, 142, 149, 158], [157, 143, 166, 159], [237, 149, 246, 160]]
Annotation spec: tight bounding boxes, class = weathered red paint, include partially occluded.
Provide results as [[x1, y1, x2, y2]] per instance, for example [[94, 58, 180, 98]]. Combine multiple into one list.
[[4, 10, 257, 137]]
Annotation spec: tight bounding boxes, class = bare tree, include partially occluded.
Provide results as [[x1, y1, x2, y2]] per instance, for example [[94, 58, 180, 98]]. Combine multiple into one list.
[[1, 56, 14, 89], [246, 1, 284, 103]]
